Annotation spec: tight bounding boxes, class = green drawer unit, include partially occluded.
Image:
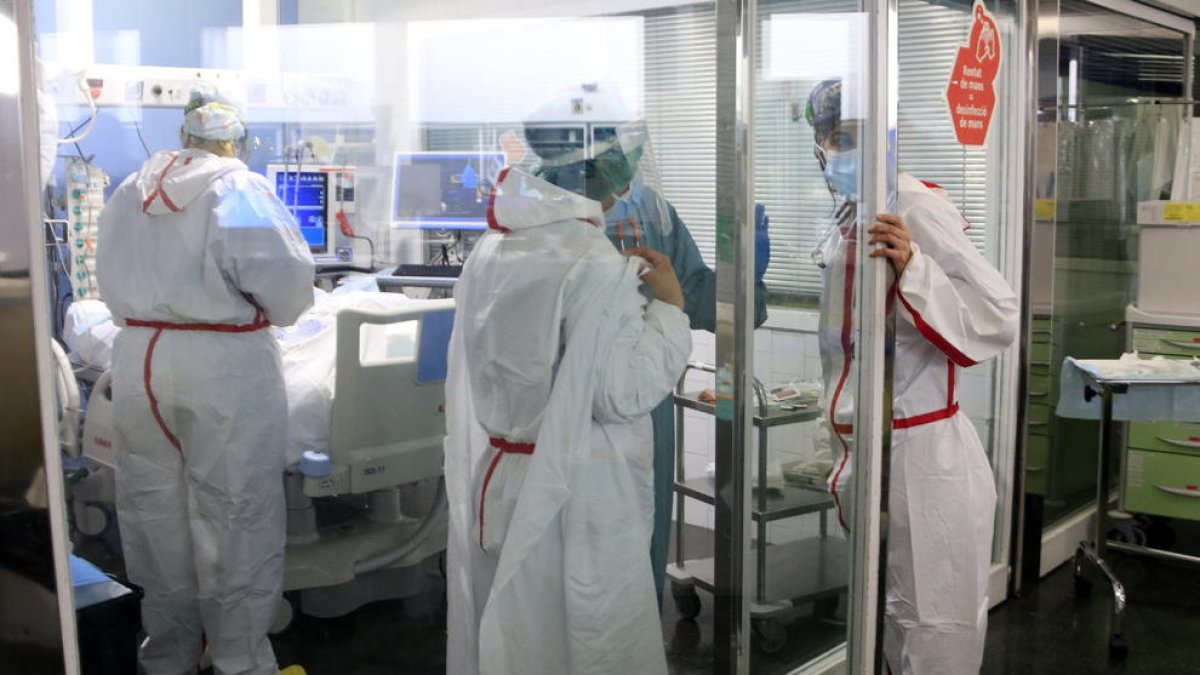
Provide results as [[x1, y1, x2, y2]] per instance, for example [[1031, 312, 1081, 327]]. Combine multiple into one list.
[[1029, 341, 1054, 364], [1128, 421, 1200, 458], [1028, 402, 1053, 429], [1131, 328, 1200, 358], [1030, 327, 1054, 344], [1025, 434, 1049, 496], [1027, 367, 1056, 400], [1123, 449, 1200, 520]]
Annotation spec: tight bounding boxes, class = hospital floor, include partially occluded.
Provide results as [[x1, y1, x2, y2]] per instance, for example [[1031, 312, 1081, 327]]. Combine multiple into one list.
[[271, 523, 1200, 675], [79, 522, 1200, 674], [982, 520, 1200, 675]]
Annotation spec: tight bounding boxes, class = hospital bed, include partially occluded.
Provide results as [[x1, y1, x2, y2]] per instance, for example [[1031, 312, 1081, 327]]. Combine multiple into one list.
[[57, 293, 455, 631]]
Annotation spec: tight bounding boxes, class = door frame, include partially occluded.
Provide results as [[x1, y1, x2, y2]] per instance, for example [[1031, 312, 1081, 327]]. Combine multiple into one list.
[[710, 0, 898, 671], [7, 0, 83, 672]]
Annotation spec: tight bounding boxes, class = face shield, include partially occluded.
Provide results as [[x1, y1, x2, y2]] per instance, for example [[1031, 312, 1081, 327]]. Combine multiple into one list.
[[525, 116, 645, 197], [522, 84, 674, 240], [805, 79, 860, 269]]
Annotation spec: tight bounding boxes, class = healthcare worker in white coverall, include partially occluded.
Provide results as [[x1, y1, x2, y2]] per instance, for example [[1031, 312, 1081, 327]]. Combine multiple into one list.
[[522, 85, 771, 605], [444, 166, 691, 675], [806, 80, 1019, 674], [96, 84, 314, 675]]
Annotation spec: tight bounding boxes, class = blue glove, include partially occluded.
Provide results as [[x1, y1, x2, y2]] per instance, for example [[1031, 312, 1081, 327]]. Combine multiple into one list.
[[755, 202, 771, 281]]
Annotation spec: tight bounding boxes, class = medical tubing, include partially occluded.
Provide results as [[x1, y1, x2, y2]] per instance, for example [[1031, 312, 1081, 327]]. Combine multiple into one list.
[[58, 77, 99, 145], [354, 478, 447, 574]]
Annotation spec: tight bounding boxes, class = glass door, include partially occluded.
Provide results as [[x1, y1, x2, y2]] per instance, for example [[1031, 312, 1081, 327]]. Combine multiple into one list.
[[892, 0, 1029, 614], [1016, 0, 1194, 587], [702, 0, 898, 671]]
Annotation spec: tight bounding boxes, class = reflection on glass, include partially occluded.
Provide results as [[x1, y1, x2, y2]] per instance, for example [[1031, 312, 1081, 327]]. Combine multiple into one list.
[[33, 3, 761, 673], [744, 3, 867, 670], [21, 0, 1030, 670], [1028, 0, 1189, 529], [749, 0, 1023, 671]]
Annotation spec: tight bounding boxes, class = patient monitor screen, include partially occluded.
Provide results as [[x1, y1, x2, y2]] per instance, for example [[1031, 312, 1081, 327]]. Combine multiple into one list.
[[392, 152, 504, 230], [275, 170, 329, 253]]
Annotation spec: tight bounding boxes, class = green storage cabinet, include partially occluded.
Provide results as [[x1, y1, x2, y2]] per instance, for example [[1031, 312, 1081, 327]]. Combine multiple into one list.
[[1026, 434, 1049, 496], [1123, 449, 1200, 521], [1128, 421, 1200, 458], [1120, 322, 1200, 521], [1131, 329, 1200, 358]]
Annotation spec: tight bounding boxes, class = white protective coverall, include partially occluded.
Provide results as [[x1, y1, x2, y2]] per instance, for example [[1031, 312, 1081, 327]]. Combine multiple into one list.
[[821, 173, 1018, 675], [96, 148, 314, 675], [444, 168, 691, 675]]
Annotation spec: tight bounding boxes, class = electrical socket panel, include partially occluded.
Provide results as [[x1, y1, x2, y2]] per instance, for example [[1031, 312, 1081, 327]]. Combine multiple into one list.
[[54, 66, 243, 108], [140, 79, 203, 107]]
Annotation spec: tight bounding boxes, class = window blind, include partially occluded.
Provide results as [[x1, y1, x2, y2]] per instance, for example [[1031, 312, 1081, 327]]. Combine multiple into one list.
[[644, 0, 989, 299], [643, 4, 720, 263], [422, 0, 989, 301]]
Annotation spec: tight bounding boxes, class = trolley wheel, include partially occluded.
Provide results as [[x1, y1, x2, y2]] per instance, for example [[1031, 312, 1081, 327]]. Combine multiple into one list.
[[670, 619, 702, 652], [672, 587, 702, 619], [1109, 634, 1128, 660], [752, 619, 787, 655], [1074, 574, 1092, 598], [270, 594, 296, 636]]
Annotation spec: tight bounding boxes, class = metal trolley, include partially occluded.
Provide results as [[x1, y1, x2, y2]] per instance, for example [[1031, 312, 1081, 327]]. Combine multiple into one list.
[[665, 362, 848, 653], [1066, 366, 1200, 660]]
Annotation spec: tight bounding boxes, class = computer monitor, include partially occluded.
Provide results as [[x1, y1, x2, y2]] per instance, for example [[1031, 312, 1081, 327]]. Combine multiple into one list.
[[391, 152, 505, 230], [270, 169, 331, 255]]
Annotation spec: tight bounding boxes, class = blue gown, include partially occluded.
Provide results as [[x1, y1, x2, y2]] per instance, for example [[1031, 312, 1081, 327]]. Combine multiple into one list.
[[604, 183, 768, 603]]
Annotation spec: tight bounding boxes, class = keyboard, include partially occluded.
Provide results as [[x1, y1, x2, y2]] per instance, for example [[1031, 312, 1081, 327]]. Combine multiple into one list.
[[392, 264, 464, 278]]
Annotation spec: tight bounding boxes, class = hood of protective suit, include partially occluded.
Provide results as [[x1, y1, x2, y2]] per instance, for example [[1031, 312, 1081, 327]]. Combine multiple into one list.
[[487, 167, 605, 232], [135, 149, 245, 216]]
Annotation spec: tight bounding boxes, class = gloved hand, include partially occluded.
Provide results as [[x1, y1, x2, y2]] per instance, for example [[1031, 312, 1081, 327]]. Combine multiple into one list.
[[755, 202, 771, 281]]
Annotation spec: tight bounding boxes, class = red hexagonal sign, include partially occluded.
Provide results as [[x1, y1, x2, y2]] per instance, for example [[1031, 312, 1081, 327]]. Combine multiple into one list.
[[946, 1, 1001, 147]]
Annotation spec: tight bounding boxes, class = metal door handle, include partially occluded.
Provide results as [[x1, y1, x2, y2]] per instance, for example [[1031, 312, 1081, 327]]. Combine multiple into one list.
[[1154, 485, 1200, 499], [1158, 436, 1200, 449]]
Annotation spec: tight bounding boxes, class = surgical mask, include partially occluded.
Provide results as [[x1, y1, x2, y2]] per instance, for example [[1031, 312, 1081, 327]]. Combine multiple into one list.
[[604, 179, 641, 219], [823, 150, 859, 200]]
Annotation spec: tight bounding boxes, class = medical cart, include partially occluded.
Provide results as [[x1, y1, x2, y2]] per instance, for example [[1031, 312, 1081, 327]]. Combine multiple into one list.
[[666, 362, 847, 654], [1062, 307, 1200, 661]]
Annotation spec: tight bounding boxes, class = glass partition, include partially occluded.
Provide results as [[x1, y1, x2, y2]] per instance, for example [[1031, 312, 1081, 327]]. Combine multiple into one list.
[[710, 0, 895, 671], [26, 0, 1032, 672], [1023, 0, 1191, 551], [895, 0, 1027, 580], [31, 2, 752, 674], [2, 2, 74, 673]]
